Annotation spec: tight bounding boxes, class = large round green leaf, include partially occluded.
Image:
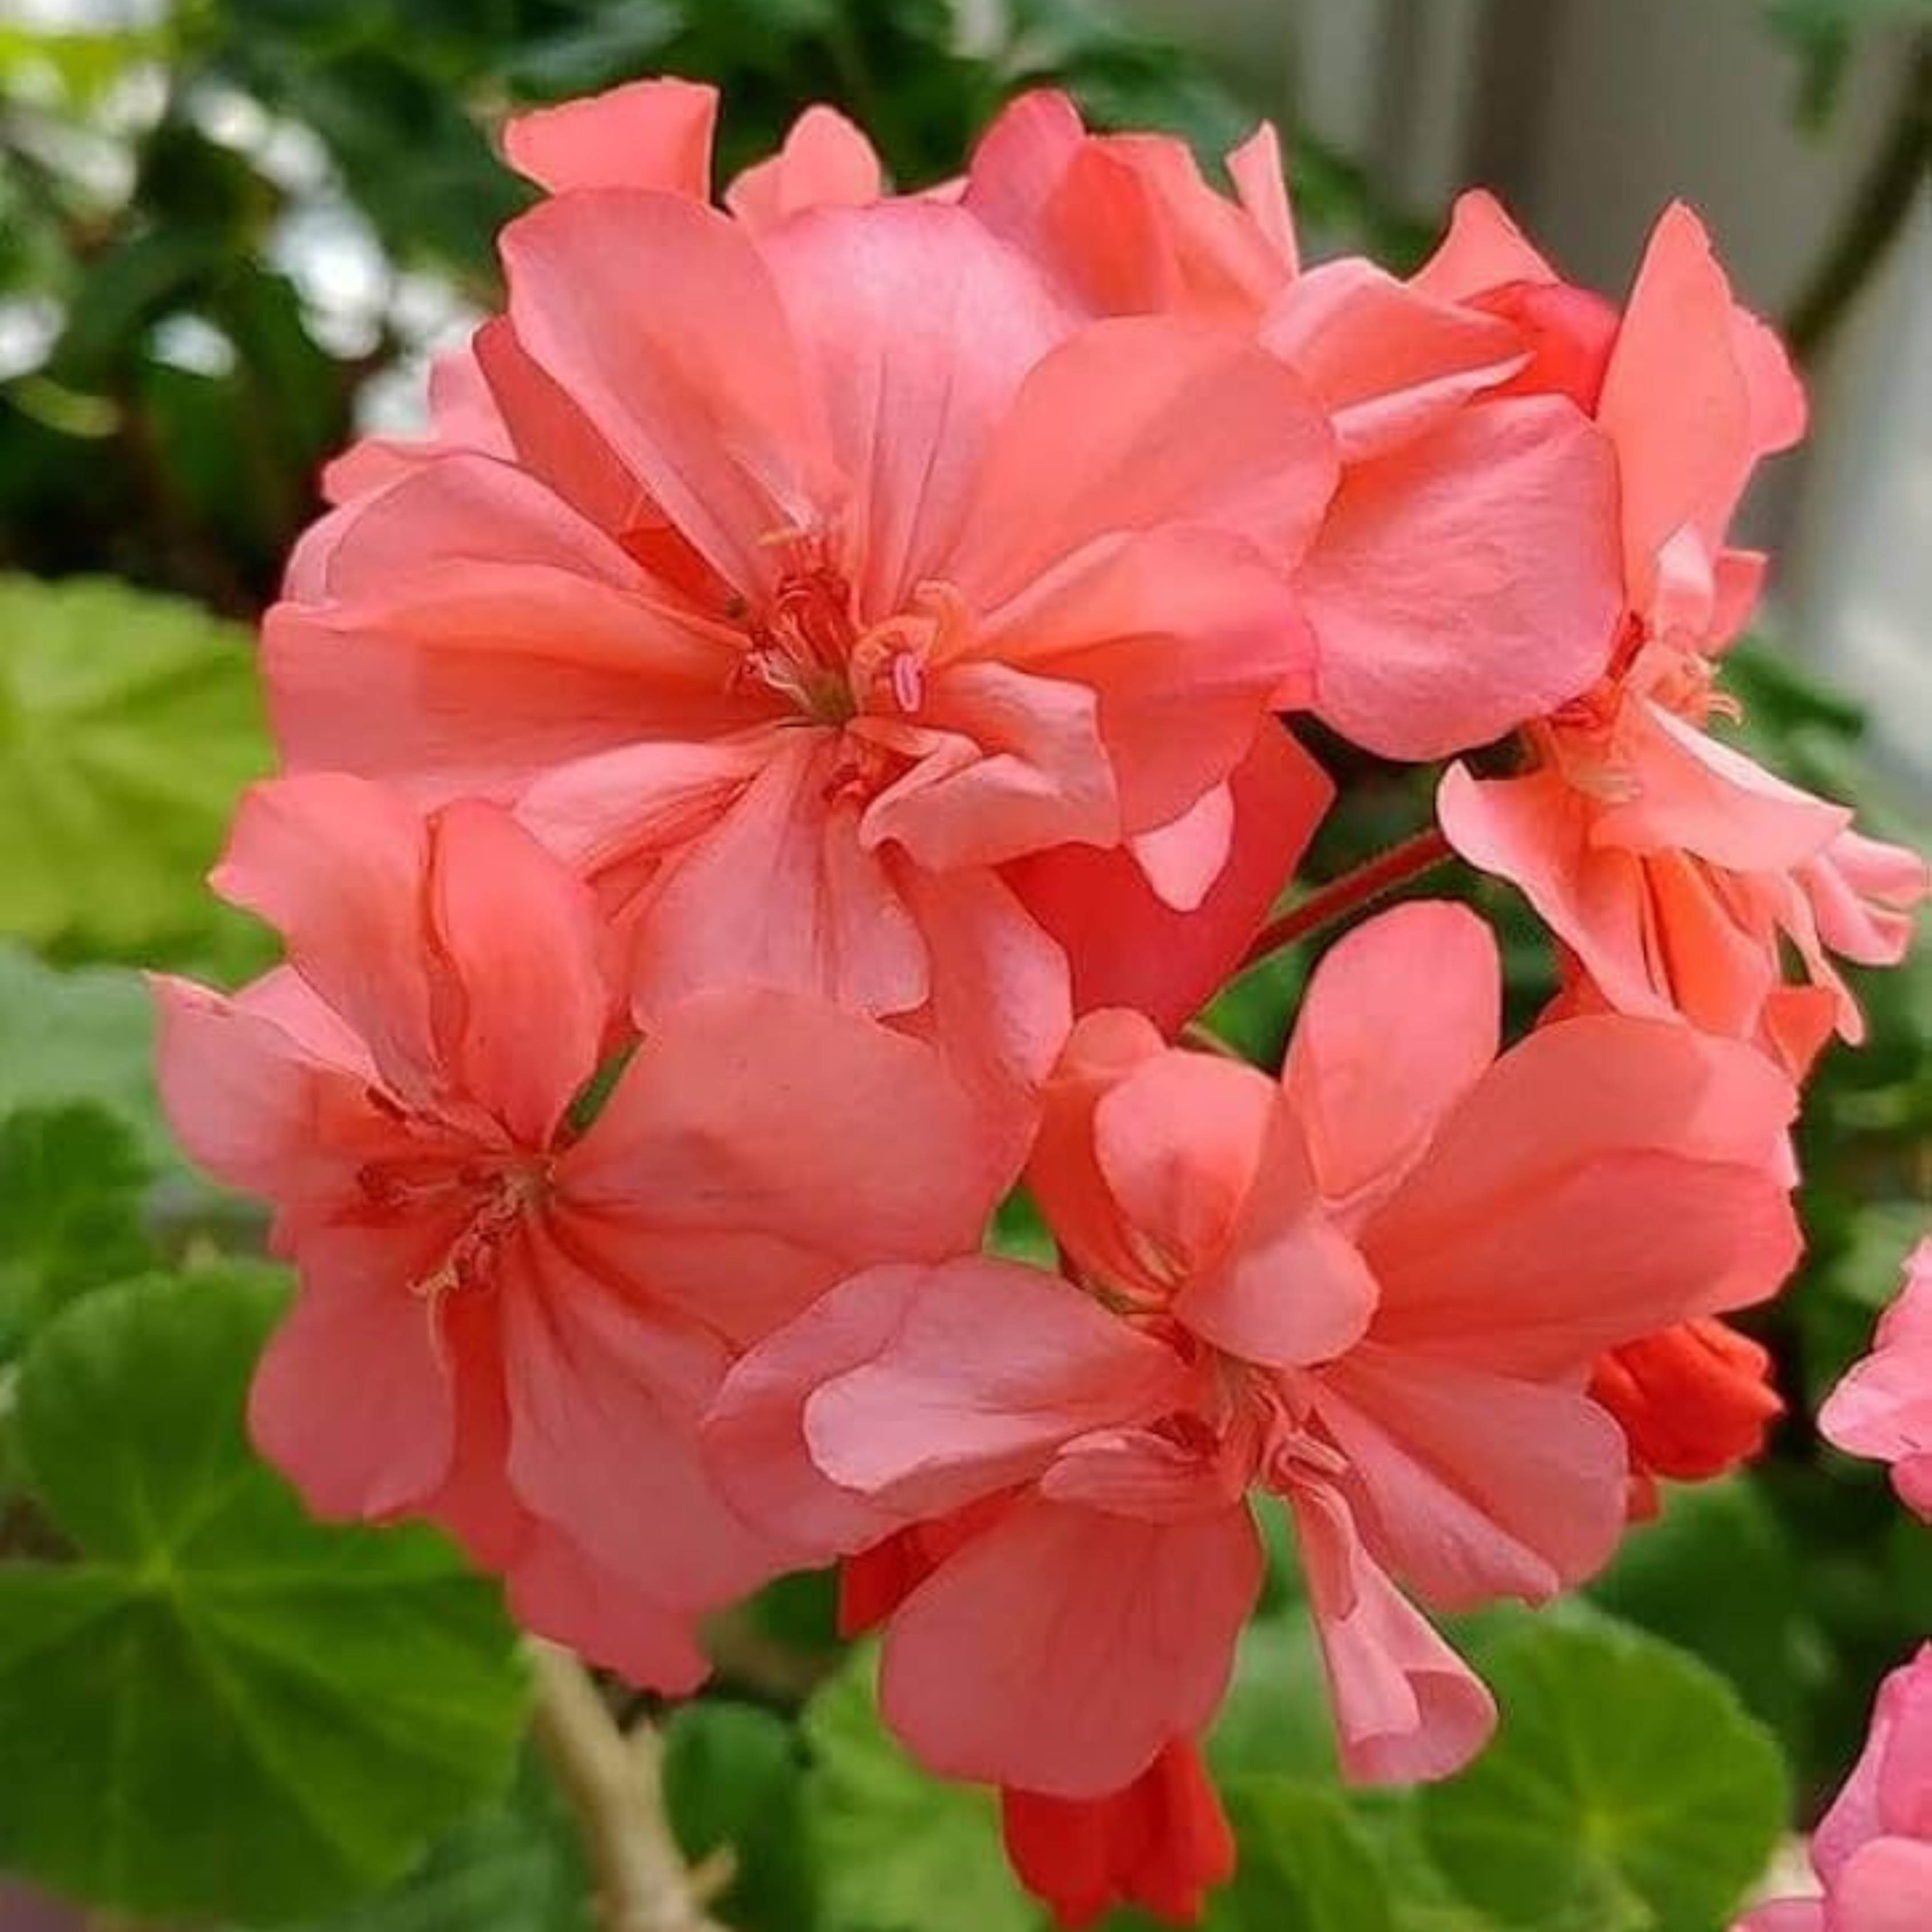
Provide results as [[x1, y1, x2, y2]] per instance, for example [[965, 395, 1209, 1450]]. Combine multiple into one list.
[[0, 574, 268, 959], [800, 1647, 1034, 1932], [1418, 1617, 1789, 1932], [0, 1268, 528, 1924]]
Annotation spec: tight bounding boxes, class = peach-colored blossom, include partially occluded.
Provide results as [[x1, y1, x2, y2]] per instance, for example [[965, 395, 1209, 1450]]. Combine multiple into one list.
[[152, 774, 1006, 1688], [1820, 1239, 1932, 1520], [707, 901, 1800, 1796], [1428, 198, 1927, 1049], [960, 90, 1627, 760], [270, 173, 1342, 1107]]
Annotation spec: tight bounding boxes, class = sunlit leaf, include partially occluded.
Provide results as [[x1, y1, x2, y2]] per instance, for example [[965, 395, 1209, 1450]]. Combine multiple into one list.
[[0, 575, 268, 961]]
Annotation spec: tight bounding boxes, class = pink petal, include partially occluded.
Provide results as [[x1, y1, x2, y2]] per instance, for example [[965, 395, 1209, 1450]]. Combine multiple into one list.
[[248, 1225, 457, 1520], [505, 1528, 712, 1694], [1085, 1039, 1273, 1280], [296, 452, 646, 601], [629, 733, 931, 1020], [210, 775, 440, 1101], [1819, 1328, 1932, 1526], [860, 661, 1117, 871], [1038, 1427, 1245, 1522], [1127, 785, 1235, 915], [805, 1257, 1192, 1518], [1313, 1345, 1629, 1606], [561, 986, 1006, 1344], [1175, 1108, 1381, 1366], [1814, 1646, 1932, 1886], [1039, 136, 1283, 320], [757, 200, 1069, 613], [503, 77, 717, 196], [973, 526, 1314, 834], [946, 317, 1337, 607], [470, 318, 653, 536], [1594, 702, 1849, 872], [1289, 1482, 1496, 1784], [499, 1224, 785, 1610], [1834, 1838, 1932, 1932], [704, 1264, 936, 1558], [959, 89, 1085, 269], [1261, 259, 1527, 461], [1009, 725, 1333, 1034], [1225, 122, 1296, 272], [879, 1495, 1262, 1796], [151, 970, 373, 1205], [725, 104, 884, 229], [425, 801, 612, 1147], [265, 566, 753, 804], [1799, 828, 1930, 967], [1282, 899, 1500, 1221], [1439, 764, 1710, 1024], [1598, 203, 1796, 593], [512, 737, 764, 894], [1366, 1149, 1800, 1380], [501, 189, 825, 597], [1376, 1005, 1796, 1229], [1298, 396, 1621, 758], [1411, 191, 1555, 302], [885, 860, 1072, 1171], [1028, 1007, 1175, 1299]]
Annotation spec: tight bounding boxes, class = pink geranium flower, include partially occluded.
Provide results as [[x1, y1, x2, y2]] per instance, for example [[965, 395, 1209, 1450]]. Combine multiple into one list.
[[1820, 1239, 1932, 1519], [1426, 196, 1928, 1050], [708, 900, 1800, 1799], [152, 774, 1006, 1689], [1737, 1645, 1932, 1932], [268, 93, 1344, 1083], [959, 90, 1627, 759]]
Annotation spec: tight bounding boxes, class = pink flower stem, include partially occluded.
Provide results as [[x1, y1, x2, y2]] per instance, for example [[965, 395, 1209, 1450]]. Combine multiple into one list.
[[1240, 827, 1457, 971]]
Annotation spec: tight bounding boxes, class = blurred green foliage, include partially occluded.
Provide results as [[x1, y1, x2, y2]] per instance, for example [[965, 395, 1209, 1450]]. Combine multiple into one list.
[[0, 3, 1924, 1930]]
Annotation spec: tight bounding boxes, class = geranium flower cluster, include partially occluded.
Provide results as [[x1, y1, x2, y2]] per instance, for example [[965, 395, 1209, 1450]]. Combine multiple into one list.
[[155, 78, 1927, 1926]]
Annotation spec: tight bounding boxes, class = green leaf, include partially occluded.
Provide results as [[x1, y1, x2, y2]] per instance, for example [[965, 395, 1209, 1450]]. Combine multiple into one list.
[[291, 1752, 595, 1932], [1418, 1618, 1791, 1932], [0, 1267, 528, 1924], [0, 574, 270, 960], [0, 1102, 154, 1364], [1207, 1610, 1341, 1785], [800, 1647, 1036, 1932], [663, 1701, 816, 1932], [1202, 1779, 1396, 1932], [1589, 1475, 1819, 1756], [0, 946, 171, 1163]]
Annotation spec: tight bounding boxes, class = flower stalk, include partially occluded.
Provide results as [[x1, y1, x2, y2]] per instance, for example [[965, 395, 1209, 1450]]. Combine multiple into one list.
[[1240, 827, 1456, 970], [530, 1643, 729, 1932]]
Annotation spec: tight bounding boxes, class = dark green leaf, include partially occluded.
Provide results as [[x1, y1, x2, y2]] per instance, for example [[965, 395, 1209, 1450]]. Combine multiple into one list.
[[664, 1701, 817, 1932], [800, 1647, 1035, 1932], [0, 1103, 153, 1364], [0, 1268, 528, 1923], [291, 1752, 595, 1932]]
